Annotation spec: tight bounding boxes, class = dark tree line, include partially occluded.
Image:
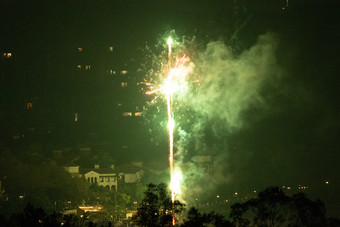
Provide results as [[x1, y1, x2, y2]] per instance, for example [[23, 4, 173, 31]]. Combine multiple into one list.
[[134, 184, 340, 227], [230, 186, 340, 227], [0, 152, 88, 217], [1, 184, 339, 226]]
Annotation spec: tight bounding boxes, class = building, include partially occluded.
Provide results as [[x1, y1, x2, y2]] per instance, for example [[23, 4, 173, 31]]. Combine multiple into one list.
[[117, 163, 144, 184], [64, 165, 80, 178], [65, 161, 144, 191], [80, 165, 118, 191]]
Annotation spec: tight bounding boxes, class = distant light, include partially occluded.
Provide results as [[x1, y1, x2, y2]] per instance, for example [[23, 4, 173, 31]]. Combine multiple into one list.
[[77, 47, 82, 52], [234, 192, 238, 195], [326, 181, 329, 185], [122, 112, 132, 117], [134, 112, 142, 117], [19, 195, 24, 199], [109, 46, 114, 51], [79, 206, 103, 212], [216, 195, 220, 198], [254, 190, 256, 193]]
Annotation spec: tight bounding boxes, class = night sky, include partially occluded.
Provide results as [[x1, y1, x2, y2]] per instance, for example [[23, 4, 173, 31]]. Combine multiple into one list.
[[1, 0, 339, 217]]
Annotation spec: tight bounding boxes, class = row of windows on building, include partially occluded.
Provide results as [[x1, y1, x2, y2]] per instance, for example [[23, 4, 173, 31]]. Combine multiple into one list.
[[72, 112, 142, 121], [2, 52, 12, 58], [75, 67, 133, 87], [87, 176, 116, 183], [77, 46, 114, 52], [77, 65, 91, 70], [122, 112, 142, 117], [76, 65, 128, 76]]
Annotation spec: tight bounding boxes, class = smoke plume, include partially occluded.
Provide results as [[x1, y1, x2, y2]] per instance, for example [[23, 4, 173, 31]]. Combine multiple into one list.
[[176, 32, 281, 204]]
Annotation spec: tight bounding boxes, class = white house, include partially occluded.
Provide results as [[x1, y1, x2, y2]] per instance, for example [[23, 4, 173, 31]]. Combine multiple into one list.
[[81, 166, 118, 191]]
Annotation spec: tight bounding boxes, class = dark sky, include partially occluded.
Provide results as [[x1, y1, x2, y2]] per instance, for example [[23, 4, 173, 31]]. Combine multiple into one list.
[[1, 0, 339, 216]]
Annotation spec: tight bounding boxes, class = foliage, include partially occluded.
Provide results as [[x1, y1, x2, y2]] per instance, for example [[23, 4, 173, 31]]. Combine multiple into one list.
[[85, 183, 131, 220], [10, 203, 62, 227], [229, 186, 335, 227], [0, 153, 88, 217], [181, 207, 232, 227], [132, 183, 185, 227], [119, 182, 146, 207]]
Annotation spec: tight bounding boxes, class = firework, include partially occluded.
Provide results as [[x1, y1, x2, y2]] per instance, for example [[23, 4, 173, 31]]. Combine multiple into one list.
[[146, 36, 190, 225]]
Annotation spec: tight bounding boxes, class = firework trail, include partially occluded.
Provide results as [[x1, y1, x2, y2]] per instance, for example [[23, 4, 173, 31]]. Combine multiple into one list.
[[146, 37, 190, 225]]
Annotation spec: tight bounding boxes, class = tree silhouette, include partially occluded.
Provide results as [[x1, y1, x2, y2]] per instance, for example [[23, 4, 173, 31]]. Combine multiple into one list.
[[290, 193, 326, 227], [132, 183, 184, 227], [10, 203, 63, 227], [230, 202, 250, 227], [247, 186, 290, 226], [229, 186, 336, 227], [182, 207, 232, 227]]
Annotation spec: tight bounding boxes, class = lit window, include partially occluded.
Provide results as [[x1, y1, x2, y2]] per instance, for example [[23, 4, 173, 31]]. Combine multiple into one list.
[[109, 46, 114, 51], [85, 65, 91, 70], [27, 102, 33, 110], [77, 65, 81, 69], [134, 112, 142, 117], [3, 53, 12, 58], [121, 82, 127, 87], [78, 47, 82, 52], [121, 70, 128, 75], [122, 112, 132, 117]]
